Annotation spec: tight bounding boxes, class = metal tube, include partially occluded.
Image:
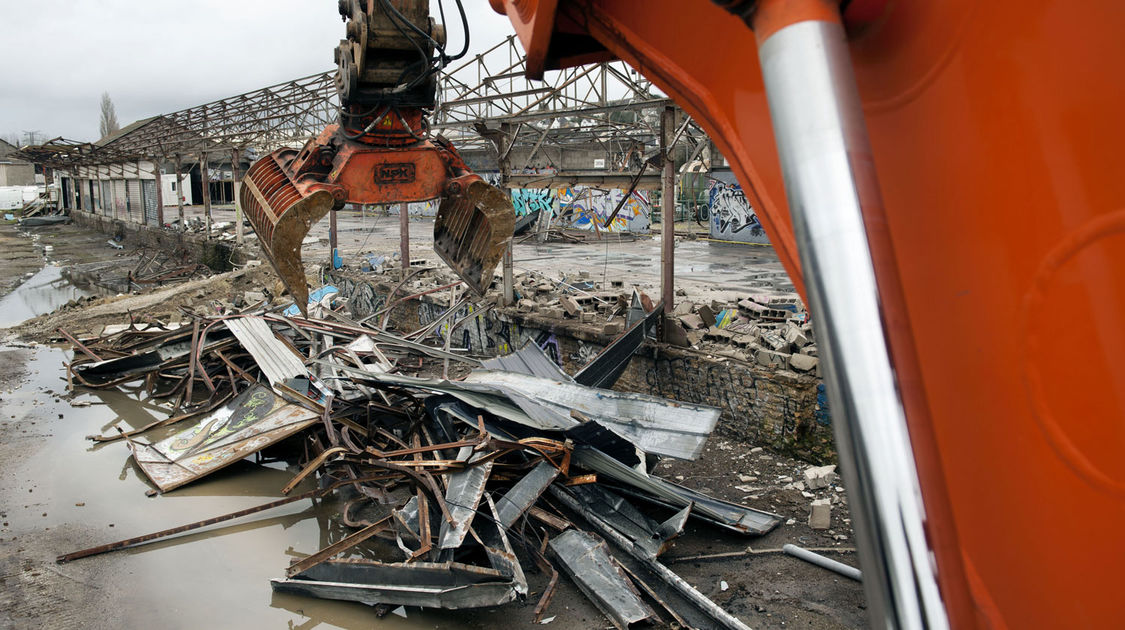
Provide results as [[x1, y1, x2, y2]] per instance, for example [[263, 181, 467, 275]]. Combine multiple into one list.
[[400, 201, 410, 278], [329, 205, 338, 267], [660, 106, 675, 337], [783, 544, 862, 581], [755, 9, 947, 630]]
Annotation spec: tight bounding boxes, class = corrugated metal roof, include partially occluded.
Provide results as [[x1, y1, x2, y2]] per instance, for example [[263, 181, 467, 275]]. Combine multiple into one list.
[[480, 342, 573, 381], [226, 316, 307, 386]]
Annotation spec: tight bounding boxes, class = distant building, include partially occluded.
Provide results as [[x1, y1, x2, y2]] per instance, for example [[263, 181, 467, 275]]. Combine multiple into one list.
[[0, 138, 36, 186]]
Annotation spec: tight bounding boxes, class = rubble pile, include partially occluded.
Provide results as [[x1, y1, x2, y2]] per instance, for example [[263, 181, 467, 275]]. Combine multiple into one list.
[[53, 289, 791, 629]]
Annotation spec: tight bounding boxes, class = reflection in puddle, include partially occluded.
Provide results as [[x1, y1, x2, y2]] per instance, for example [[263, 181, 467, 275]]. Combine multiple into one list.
[[0, 265, 92, 328]]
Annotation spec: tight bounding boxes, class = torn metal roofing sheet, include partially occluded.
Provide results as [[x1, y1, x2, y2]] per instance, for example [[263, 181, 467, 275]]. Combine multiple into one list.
[[480, 342, 574, 382], [548, 529, 657, 630], [568, 483, 685, 560], [496, 461, 560, 529], [573, 299, 661, 389], [574, 446, 783, 536], [437, 447, 493, 550], [225, 316, 307, 386], [131, 384, 318, 492], [271, 559, 523, 609], [461, 370, 720, 460]]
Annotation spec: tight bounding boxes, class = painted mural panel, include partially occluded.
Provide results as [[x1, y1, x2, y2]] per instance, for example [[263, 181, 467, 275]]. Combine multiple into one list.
[[393, 172, 652, 233], [556, 187, 651, 233], [708, 178, 769, 243]]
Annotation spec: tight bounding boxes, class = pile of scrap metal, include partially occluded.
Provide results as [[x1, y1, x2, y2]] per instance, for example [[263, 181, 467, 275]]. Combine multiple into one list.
[[57, 300, 780, 629]]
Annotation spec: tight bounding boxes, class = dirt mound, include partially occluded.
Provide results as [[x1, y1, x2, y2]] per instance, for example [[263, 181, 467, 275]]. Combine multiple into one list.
[[7, 265, 282, 343]]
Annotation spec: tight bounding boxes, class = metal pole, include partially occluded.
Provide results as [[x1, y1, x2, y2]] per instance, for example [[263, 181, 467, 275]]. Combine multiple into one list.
[[152, 158, 164, 227], [200, 152, 211, 237], [783, 544, 862, 582], [753, 4, 946, 627], [231, 148, 243, 245], [399, 202, 410, 278], [175, 154, 185, 231], [660, 106, 675, 339], [499, 123, 515, 305], [68, 171, 78, 213], [329, 204, 338, 267]]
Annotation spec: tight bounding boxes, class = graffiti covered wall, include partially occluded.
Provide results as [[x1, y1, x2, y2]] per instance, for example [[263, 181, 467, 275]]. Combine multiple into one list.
[[708, 175, 769, 244], [556, 187, 651, 233]]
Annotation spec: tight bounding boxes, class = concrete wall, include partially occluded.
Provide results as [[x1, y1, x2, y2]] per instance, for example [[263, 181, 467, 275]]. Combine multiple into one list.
[[0, 162, 36, 186], [70, 210, 242, 272], [323, 269, 834, 463]]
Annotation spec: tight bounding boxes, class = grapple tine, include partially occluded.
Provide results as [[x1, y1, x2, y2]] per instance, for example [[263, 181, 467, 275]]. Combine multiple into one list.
[[239, 153, 335, 317], [434, 175, 516, 296]]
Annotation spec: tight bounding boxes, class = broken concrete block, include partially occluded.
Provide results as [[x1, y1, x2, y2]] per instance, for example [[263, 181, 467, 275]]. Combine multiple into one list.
[[243, 291, 266, 304], [761, 331, 789, 353], [697, 304, 717, 328], [603, 321, 624, 336], [517, 299, 536, 313], [672, 301, 695, 317], [800, 344, 818, 357], [784, 321, 809, 348], [803, 465, 837, 490], [755, 348, 790, 369], [738, 298, 766, 313], [686, 330, 706, 346], [663, 319, 690, 347], [560, 295, 582, 317], [809, 498, 831, 530], [789, 353, 818, 373], [679, 313, 705, 330], [704, 327, 733, 342], [580, 311, 596, 324]]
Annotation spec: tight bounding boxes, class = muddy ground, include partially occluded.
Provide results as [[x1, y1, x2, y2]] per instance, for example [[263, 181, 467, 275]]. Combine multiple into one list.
[[0, 222, 864, 630]]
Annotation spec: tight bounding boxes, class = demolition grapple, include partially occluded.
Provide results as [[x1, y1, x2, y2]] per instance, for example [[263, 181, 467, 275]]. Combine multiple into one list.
[[240, 0, 514, 313]]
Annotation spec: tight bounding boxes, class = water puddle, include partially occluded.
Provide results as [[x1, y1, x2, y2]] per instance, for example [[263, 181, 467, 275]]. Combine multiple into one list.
[[0, 265, 92, 328], [0, 345, 475, 629]]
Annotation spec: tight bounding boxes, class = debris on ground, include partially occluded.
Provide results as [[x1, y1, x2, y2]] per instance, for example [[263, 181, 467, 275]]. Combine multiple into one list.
[[51, 285, 795, 629]]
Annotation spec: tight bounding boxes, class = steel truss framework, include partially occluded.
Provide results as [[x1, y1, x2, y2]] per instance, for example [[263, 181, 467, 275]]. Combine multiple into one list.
[[16, 35, 709, 175]]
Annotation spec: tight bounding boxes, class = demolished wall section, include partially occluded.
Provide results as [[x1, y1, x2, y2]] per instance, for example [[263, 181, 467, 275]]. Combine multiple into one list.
[[71, 209, 242, 272], [325, 269, 835, 464]]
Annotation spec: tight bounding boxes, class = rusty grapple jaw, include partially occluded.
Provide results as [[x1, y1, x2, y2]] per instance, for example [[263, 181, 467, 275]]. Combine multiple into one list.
[[239, 153, 336, 317], [434, 175, 516, 296]]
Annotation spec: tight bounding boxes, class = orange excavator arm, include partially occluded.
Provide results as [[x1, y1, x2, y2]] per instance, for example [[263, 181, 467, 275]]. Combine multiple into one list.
[[241, 0, 514, 314], [488, 0, 1125, 628]]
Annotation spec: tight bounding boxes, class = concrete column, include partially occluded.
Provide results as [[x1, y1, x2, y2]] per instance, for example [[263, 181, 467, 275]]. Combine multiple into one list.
[[231, 148, 243, 245], [175, 154, 185, 231], [399, 202, 410, 278], [200, 153, 211, 237], [661, 106, 676, 339], [152, 159, 164, 226]]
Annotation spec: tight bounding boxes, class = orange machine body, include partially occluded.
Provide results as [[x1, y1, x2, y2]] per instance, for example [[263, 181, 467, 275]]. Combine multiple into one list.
[[490, 0, 1125, 627]]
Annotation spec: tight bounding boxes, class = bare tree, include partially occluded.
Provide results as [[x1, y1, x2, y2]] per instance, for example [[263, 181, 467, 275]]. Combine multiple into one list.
[[99, 92, 120, 138]]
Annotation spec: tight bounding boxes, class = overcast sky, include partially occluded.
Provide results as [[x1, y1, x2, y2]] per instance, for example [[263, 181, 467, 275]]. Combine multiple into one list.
[[0, 0, 517, 143]]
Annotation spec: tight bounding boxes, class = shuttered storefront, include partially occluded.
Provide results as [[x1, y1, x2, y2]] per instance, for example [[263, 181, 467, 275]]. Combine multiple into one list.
[[142, 179, 159, 226]]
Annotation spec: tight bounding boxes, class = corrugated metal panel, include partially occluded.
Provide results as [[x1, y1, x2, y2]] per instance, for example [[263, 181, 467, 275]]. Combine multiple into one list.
[[225, 317, 307, 386], [126, 179, 142, 221], [479, 342, 573, 381], [100, 181, 112, 215], [142, 179, 158, 226], [112, 180, 127, 216]]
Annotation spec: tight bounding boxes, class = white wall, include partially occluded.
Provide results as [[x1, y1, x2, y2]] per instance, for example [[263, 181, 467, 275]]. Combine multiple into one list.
[[162, 173, 192, 206]]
